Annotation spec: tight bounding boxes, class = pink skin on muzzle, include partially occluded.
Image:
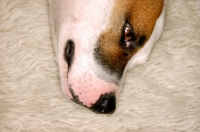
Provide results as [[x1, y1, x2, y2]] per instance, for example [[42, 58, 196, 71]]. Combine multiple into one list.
[[61, 68, 118, 114], [67, 70, 118, 107]]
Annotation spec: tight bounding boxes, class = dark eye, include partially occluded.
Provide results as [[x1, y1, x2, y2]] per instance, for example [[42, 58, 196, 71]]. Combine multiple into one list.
[[123, 23, 146, 49], [124, 23, 136, 48]]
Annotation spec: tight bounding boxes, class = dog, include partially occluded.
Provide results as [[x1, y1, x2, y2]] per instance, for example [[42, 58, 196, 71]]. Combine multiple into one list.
[[49, 0, 165, 114]]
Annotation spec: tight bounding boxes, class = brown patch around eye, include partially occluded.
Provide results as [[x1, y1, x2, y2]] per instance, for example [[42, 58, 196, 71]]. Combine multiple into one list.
[[94, 0, 164, 80], [94, 31, 130, 79]]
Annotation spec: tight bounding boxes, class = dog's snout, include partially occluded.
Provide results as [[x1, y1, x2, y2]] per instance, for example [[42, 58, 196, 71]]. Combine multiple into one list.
[[65, 40, 75, 69], [90, 93, 116, 114]]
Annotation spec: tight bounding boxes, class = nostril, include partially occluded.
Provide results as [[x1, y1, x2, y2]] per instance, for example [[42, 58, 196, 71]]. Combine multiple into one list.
[[64, 40, 75, 69], [90, 93, 116, 114]]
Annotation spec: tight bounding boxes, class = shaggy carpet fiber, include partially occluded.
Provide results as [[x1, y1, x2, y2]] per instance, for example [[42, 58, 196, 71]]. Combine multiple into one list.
[[0, 0, 200, 132]]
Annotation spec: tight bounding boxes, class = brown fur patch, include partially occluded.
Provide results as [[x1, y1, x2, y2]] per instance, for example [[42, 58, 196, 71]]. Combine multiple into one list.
[[95, 0, 163, 78]]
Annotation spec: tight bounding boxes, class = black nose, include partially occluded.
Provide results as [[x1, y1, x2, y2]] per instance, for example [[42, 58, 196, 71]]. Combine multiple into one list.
[[90, 93, 116, 114]]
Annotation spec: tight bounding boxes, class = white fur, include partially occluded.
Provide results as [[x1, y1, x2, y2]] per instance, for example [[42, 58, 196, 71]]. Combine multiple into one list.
[[49, 0, 119, 106]]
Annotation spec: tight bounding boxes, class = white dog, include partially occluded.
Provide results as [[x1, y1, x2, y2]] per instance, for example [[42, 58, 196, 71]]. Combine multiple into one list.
[[49, 0, 165, 114]]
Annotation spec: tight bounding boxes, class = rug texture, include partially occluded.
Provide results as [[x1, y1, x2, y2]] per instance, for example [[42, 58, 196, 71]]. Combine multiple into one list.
[[0, 0, 200, 132]]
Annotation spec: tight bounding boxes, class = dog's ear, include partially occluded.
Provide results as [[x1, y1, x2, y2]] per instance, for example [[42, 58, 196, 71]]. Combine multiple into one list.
[[126, 4, 165, 71]]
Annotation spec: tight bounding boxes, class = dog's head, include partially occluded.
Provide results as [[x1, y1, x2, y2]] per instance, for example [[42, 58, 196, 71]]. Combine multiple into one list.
[[52, 0, 165, 114]]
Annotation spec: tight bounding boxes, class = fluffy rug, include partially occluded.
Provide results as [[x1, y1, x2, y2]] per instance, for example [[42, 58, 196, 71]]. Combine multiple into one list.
[[0, 0, 200, 131]]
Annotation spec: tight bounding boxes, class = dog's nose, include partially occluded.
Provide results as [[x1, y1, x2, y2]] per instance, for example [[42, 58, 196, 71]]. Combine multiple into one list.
[[90, 93, 116, 114]]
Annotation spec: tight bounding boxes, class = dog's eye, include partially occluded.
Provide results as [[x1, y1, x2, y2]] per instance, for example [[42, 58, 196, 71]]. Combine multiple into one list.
[[124, 23, 136, 48]]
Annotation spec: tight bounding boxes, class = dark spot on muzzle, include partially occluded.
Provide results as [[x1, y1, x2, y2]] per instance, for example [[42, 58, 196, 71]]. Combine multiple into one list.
[[64, 40, 75, 69], [69, 86, 84, 106], [90, 93, 116, 114]]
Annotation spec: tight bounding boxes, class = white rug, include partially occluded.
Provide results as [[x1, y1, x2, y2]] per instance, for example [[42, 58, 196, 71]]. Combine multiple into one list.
[[0, 0, 200, 131]]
